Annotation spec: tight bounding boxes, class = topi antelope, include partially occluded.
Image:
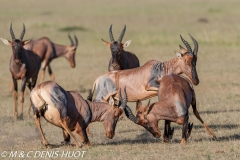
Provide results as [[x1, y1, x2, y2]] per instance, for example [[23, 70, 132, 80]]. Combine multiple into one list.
[[1, 24, 41, 120], [30, 81, 128, 148], [124, 74, 216, 145], [23, 33, 78, 83], [87, 34, 199, 103], [102, 25, 140, 71]]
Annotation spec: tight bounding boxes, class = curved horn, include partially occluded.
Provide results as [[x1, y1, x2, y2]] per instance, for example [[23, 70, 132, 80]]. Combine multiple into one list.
[[19, 23, 25, 40], [180, 34, 193, 56], [68, 33, 74, 46], [10, 23, 15, 40], [118, 89, 123, 107], [188, 34, 198, 55], [74, 34, 78, 47], [124, 106, 139, 123], [109, 24, 114, 42], [119, 86, 128, 110], [118, 25, 126, 42], [122, 86, 128, 109]]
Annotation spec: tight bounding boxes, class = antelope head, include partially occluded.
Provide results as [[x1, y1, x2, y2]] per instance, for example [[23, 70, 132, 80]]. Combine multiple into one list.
[[1, 23, 31, 65], [124, 100, 161, 138], [102, 25, 131, 71], [103, 87, 128, 139], [66, 33, 78, 68], [174, 34, 199, 85]]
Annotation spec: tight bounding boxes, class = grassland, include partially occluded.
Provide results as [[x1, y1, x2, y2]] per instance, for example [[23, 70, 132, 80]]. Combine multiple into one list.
[[0, 0, 240, 159]]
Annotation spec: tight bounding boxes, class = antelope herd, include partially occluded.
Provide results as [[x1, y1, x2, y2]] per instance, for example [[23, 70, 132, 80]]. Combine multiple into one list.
[[1, 23, 217, 148]]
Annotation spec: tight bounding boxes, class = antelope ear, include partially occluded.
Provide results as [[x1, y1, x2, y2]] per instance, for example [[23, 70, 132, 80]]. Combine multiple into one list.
[[179, 45, 188, 54], [136, 100, 142, 111], [109, 96, 114, 106], [0, 38, 11, 45], [175, 50, 183, 58], [101, 96, 109, 103], [23, 39, 31, 45], [101, 39, 111, 46], [123, 40, 131, 48], [71, 46, 77, 51]]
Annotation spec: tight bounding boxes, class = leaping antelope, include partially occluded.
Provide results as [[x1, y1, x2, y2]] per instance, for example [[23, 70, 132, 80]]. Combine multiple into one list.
[[124, 74, 216, 144], [1, 24, 41, 119], [102, 25, 140, 71], [87, 34, 199, 103]]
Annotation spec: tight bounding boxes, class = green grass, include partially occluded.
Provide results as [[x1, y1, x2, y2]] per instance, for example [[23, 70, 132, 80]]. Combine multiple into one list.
[[0, 0, 240, 159]]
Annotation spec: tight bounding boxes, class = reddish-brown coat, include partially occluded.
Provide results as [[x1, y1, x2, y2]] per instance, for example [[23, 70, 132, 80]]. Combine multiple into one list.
[[124, 74, 216, 144], [30, 81, 127, 148]]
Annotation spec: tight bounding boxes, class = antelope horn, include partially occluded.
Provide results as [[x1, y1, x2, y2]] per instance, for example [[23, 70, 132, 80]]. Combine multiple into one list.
[[118, 89, 122, 107], [118, 25, 126, 42], [122, 86, 128, 109], [19, 23, 25, 40], [119, 86, 128, 110], [109, 24, 114, 42], [10, 23, 16, 40], [74, 34, 78, 47], [124, 106, 139, 124], [68, 33, 74, 46], [180, 34, 193, 56], [188, 34, 198, 55]]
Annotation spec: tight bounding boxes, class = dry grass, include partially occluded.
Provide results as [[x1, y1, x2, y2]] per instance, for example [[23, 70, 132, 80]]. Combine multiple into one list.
[[0, 0, 240, 159]]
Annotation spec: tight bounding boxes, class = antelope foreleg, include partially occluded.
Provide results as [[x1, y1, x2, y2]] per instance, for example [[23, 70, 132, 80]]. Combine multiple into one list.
[[10, 81, 14, 96], [12, 78, 18, 119], [19, 78, 27, 120], [75, 125, 90, 147], [47, 64, 55, 81], [61, 129, 70, 145], [59, 118, 83, 148]]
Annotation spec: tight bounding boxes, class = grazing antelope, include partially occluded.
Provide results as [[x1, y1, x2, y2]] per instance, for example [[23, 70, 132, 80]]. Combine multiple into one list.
[[87, 34, 199, 103], [1, 24, 41, 119], [102, 25, 140, 71], [23, 33, 78, 83], [124, 74, 216, 145], [30, 81, 127, 148]]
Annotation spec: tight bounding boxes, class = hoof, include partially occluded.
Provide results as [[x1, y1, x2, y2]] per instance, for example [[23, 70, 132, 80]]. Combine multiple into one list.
[[212, 135, 217, 141], [180, 139, 186, 145], [86, 96, 92, 101], [19, 114, 24, 120], [61, 141, 70, 146]]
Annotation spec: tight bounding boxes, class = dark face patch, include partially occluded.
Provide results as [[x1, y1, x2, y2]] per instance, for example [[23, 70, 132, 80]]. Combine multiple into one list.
[[148, 62, 164, 88], [51, 85, 68, 118], [111, 41, 121, 54], [110, 41, 122, 69], [12, 39, 23, 61]]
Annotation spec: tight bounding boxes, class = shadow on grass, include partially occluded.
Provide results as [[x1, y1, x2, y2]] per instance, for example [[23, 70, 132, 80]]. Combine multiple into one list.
[[169, 124, 239, 130], [193, 134, 240, 142], [197, 109, 240, 114]]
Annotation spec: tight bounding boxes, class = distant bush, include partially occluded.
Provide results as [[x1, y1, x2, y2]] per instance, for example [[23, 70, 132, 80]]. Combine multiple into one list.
[[59, 26, 87, 32]]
